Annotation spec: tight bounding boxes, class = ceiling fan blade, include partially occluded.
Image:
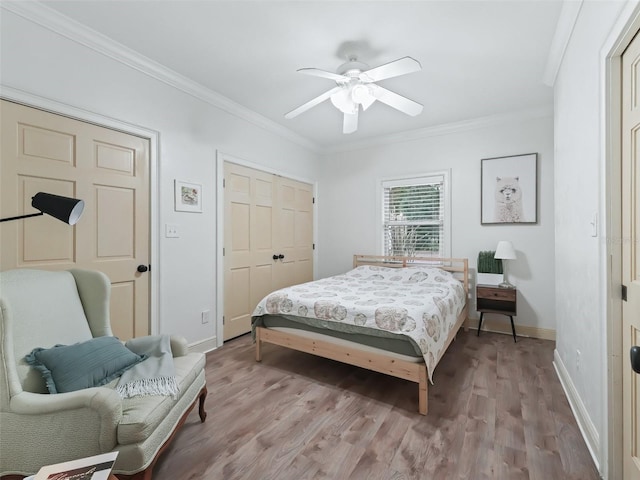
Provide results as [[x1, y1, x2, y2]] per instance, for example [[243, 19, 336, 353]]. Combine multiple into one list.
[[370, 85, 423, 116], [359, 56, 422, 83], [343, 110, 358, 134], [284, 86, 342, 119], [298, 68, 349, 82]]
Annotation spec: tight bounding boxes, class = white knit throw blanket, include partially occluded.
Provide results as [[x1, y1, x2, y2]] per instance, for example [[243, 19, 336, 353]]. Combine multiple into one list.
[[116, 334, 180, 399]]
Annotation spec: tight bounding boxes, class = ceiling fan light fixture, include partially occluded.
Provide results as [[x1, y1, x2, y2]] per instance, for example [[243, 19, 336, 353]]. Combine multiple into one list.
[[330, 88, 358, 114], [351, 84, 371, 104], [351, 84, 376, 111]]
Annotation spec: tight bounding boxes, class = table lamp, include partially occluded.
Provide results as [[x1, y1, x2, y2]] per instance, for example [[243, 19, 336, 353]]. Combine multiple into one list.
[[494, 240, 517, 288]]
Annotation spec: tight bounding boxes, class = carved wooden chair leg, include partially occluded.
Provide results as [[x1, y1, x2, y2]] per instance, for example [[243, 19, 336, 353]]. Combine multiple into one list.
[[198, 386, 208, 422]]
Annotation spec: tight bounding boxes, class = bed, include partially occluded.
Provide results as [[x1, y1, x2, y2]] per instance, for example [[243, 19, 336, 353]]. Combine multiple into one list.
[[251, 254, 469, 415]]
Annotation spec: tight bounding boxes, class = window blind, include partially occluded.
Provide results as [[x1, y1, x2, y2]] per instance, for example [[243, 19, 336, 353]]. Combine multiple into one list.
[[382, 175, 445, 257]]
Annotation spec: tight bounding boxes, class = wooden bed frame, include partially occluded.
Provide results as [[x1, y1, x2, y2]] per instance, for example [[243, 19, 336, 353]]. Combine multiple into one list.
[[255, 254, 469, 415]]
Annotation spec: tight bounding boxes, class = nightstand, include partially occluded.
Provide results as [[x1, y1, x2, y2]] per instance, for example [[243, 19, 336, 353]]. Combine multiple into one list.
[[476, 284, 517, 342]]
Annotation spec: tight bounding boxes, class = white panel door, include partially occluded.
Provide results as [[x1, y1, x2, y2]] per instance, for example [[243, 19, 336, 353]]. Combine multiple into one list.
[[224, 163, 275, 340], [274, 175, 314, 290], [0, 100, 150, 340], [622, 31, 640, 480], [224, 162, 314, 340]]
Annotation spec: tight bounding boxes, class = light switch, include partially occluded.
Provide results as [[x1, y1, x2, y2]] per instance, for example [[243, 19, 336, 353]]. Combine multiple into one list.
[[165, 223, 179, 238]]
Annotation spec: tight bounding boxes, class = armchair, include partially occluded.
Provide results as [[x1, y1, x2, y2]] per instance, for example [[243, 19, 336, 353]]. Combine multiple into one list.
[[0, 269, 207, 479]]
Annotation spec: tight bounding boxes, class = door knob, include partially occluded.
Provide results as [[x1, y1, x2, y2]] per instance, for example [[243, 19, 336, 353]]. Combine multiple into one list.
[[631, 346, 640, 374], [137, 264, 149, 273], [278, 254, 284, 259], [272, 255, 278, 261]]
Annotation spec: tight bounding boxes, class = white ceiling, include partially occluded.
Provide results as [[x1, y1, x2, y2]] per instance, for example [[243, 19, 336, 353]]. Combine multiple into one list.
[[42, 1, 562, 150]]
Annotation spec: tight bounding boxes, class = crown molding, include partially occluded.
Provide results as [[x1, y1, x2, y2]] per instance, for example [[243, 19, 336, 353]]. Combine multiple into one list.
[[1, 1, 321, 153], [3, 1, 555, 157], [322, 105, 554, 155], [543, 0, 584, 87]]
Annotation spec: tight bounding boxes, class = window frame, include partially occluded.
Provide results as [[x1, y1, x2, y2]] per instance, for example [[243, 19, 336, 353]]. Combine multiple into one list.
[[376, 170, 451, 258]]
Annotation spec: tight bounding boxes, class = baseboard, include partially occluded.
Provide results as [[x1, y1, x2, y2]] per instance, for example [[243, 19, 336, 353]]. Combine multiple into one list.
[[466, 317, 556, 341], [553, 349, 601, 473], [188, 336, 218, 354]]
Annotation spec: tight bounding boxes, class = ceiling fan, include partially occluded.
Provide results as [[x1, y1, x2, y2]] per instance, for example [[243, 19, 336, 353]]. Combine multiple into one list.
[[285, 56, 423, 134]]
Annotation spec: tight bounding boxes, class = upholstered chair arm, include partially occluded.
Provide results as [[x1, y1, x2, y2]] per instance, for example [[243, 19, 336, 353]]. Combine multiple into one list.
[[8, 388, 122, 452], [10, 387, 121, 414], [170, 335, 189, 357]]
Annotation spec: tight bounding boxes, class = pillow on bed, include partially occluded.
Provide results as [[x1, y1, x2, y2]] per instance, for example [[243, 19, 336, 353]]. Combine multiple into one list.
[[401, 266, 453, 282], [24, 336, 146, 394]]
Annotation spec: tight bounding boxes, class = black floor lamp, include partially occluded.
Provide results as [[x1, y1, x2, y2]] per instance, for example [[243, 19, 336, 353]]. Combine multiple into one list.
[[0, 192, 85, 225]]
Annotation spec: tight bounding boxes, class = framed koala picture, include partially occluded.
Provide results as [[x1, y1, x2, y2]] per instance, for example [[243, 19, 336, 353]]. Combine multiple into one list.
[[481, 153, 537, 224]]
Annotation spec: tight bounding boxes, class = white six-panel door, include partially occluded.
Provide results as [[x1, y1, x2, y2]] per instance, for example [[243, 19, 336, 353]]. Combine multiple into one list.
[[223, 162, 313, 340], [0, 100, 150, 340], [622, 31, 640, 480], [273, 175, 314, 291]]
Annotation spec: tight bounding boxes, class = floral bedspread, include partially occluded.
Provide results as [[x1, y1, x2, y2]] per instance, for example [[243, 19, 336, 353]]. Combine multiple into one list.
[[252, 265, 466, 381]]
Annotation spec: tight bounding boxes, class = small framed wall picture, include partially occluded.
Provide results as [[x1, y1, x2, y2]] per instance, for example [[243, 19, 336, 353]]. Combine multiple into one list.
[[481, 153, 537, 224], [174, 180, 202, 213]]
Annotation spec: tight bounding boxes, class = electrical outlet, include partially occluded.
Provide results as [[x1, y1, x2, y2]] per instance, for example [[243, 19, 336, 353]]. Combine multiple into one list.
[[576, 349, 581, 371], [165, 223, 179, 238], [201, 310, 210, 324]]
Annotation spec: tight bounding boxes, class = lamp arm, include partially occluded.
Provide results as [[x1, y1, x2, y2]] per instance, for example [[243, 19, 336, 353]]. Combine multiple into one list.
[[0, 212, 44, 223]]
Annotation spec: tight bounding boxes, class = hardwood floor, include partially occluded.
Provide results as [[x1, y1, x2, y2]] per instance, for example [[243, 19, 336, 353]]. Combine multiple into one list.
[[153, 331, 599, 480]]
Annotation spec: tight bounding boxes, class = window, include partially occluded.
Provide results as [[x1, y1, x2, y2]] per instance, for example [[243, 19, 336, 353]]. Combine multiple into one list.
[[381, 172, 450, 258]]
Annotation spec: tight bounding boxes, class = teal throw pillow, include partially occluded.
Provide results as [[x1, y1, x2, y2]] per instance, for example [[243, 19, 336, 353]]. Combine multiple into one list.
[[24, 336, 146, 394]]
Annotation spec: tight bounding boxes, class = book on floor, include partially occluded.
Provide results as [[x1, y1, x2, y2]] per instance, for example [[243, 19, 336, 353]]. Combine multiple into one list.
[[30, 452, 118, 480]]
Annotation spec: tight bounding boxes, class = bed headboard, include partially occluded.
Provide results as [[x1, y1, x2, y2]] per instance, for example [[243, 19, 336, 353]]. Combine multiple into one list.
[[353, 254, 469, 296]]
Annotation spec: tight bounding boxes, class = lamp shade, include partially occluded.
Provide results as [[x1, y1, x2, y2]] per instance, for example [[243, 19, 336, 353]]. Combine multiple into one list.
[[494, 240, 517, 260], [330, 88, 358, 114], [351, 84, 375, 110], [31, 192, 85, 225]]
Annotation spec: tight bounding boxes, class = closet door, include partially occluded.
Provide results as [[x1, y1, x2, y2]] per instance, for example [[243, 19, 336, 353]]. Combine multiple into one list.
[[223, 162, 314, 340], [224, 163, 275, 340], [273, 176, 314, 290]]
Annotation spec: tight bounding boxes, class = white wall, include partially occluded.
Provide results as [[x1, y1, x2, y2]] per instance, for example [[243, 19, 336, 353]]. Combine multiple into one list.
[[0, 9, 320, 349], [317, 113, 556, 333], [552, 0, 629, 476]]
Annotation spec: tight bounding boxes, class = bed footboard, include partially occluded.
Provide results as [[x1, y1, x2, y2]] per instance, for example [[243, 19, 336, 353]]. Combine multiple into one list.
[[254, 325, 429, 415]]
